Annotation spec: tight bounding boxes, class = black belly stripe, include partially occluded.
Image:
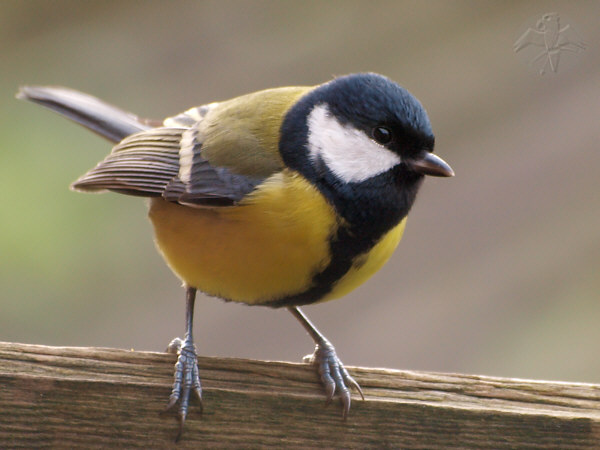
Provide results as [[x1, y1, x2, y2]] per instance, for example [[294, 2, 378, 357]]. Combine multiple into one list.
[[264, 224, 357, 307]]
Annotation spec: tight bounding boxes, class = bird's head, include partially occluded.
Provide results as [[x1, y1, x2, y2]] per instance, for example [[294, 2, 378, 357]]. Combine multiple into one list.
[[280, 73, 453, 194]]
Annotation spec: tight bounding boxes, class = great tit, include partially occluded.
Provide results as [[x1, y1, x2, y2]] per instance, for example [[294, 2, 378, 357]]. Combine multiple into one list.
[[18, 73, 453, 439]]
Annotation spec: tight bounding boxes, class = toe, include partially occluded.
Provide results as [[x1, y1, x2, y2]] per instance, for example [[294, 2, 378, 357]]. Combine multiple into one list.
[[316, 357, 336, 402], [308, 341, 363, 416], [166, 337, 183, 354], [175, 413, 186, 443]]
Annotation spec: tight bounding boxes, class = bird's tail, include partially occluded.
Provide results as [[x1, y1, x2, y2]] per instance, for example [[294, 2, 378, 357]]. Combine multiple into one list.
[[16, 86, 152, 143]]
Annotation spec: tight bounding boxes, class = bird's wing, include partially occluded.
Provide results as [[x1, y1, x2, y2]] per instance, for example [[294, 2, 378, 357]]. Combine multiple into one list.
[[72, 86, 312, 207], [72, 126, 263, 207], [557, 24, 587, 51], [513, 28, 545, 52]]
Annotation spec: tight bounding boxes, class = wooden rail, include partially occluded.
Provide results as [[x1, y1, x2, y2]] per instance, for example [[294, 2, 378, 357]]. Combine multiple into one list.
[[1, 341, 599, 448]]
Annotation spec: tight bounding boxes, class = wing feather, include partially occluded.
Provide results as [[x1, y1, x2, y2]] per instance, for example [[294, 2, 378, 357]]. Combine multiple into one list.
[[72, 126, 262, 206]]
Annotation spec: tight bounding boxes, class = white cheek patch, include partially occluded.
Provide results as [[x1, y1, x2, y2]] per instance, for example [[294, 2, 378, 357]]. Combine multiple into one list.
[[307, 104, 401, 183]]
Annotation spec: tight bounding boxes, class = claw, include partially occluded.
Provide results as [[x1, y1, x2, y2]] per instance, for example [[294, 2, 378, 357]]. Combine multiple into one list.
[[344, 370, 364, 401], [164, 393, 178, 413], [194, 386, 203, 406], [175, 413, 185, 443]]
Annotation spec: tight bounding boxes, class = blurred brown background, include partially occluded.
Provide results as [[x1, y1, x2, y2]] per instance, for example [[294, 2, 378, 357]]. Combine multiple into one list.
[[1, 1, 599, 383]]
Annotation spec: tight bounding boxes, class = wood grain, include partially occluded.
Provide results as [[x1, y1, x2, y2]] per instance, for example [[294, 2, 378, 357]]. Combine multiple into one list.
[[1, 341, 599, 448]]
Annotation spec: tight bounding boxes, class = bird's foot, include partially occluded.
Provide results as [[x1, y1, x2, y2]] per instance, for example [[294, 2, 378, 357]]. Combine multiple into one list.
[[164, 337, 203, 442], [303, 339, 364, 418]]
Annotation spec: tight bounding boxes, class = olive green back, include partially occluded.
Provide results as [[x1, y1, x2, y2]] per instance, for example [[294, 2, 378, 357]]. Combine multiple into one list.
[[199, 86, 312, 177]]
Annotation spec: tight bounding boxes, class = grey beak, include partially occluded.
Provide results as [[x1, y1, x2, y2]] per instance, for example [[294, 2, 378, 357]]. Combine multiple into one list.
[[409, 152, 454, 177]]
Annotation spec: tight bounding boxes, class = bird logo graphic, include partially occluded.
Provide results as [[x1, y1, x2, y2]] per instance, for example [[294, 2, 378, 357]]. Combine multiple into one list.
[[514, 13, 587, 75]]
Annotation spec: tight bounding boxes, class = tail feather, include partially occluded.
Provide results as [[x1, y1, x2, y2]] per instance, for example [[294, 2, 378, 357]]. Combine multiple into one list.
[[16, 86, 151, 143]]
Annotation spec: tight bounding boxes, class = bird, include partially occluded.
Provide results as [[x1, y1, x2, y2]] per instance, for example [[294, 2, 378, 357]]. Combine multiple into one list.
[[513, 12, 587, 75], [17, 73, 454, 440]]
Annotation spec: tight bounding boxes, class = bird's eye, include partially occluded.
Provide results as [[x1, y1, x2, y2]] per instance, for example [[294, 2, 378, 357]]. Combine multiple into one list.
[[372, 126, 393, 145]]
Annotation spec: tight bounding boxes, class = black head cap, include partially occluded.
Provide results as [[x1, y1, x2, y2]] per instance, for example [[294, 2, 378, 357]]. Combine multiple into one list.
[[319, 73, 433, 142]]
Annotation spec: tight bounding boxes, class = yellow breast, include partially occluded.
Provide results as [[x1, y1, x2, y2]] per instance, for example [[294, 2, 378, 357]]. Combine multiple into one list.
[[149, 170, 406, 306], [149, 170, 336, 304]]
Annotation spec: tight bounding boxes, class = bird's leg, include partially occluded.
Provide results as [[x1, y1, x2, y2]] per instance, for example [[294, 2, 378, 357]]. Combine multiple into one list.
[[288, 306, 364, 418], [164, 286, 202, 442]]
